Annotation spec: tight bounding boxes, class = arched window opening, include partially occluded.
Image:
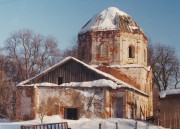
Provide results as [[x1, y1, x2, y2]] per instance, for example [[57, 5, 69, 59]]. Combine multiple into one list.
[[100, 44, 108, 56], [129, 45, 135, 58]]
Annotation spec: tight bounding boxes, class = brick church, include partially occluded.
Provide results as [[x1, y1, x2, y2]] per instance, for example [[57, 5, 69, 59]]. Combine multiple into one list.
[[16, 7, 153, 121]]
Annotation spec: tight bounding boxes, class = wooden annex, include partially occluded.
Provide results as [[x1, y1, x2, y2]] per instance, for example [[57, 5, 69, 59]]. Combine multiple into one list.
[[153, 89, 180, 129]]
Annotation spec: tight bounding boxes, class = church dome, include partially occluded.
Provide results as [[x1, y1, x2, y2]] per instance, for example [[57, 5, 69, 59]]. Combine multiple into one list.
[[79, 7, 144, 35]]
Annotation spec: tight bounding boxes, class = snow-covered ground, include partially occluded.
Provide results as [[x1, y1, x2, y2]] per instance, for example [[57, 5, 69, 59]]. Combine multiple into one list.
[[0, 115, 165, 129]]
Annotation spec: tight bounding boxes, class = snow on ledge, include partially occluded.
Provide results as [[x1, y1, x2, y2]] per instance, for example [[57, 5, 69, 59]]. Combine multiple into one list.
[[18, 79, 119, 88], [159, 89, 180, 98], [60, 79, 120, 89], [19, 82, 59, 87]]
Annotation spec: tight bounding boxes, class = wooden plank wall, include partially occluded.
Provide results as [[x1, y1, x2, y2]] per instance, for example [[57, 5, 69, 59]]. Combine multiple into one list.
[[28, 60, 105, 85]]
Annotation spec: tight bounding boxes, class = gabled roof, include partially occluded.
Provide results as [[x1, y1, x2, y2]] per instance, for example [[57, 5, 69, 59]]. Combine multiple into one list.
[[17, 56, 148, 96], [159, 89, 180, 98], [97, 66, 141, 90]]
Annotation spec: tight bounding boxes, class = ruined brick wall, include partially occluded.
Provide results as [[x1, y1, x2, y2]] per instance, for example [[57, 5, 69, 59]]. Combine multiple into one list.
[[119, 33, 147, 66], [116, 67, 153, 116], [116, 67, 152, 93], [36, 87, 105, 119], [97, 66, 141, 90], [104, 89, 149, 120], [16, 87, 36, 121], [78, 31, 120, 64], [126, 90, 149, 120], [16, 86, 151, 121], [78, 31, 147, 67]]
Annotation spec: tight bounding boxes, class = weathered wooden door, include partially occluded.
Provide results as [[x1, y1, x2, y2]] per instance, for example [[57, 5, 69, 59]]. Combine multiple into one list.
[[112, 97, 123, 118]]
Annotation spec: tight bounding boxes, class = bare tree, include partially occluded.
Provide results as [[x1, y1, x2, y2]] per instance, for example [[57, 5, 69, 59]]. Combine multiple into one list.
[[37, 101, 46, 123], [0, 29, 62, 120], [0, 58, 15, 119], [173, 60, 180, 89], [3, 29, 62, 82], [62, 37, 78, 58], [148, 43, 180, 91], [0, 69, 7, 118]]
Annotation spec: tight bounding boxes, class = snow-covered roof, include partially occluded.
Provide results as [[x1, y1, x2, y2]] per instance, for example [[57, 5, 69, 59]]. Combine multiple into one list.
[[79, 7, 127, 34], [159, 89, 180, 98], [21, 82, 59, 87], [60, 79, 119, 89], [79, 7, 143, 35], [17, 56, 147, 96], [21, 79, 118, 88]]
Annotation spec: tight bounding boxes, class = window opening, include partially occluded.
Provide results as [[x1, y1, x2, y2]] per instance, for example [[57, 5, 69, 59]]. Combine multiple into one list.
[[129, 46, 135, 58], [64, 108, 78, 120], [100, 44, 108, 56], [58, 77, 63, 85]]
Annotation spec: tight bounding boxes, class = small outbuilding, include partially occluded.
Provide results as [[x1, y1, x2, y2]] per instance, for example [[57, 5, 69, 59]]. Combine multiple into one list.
[[154, 89, 180, 129]]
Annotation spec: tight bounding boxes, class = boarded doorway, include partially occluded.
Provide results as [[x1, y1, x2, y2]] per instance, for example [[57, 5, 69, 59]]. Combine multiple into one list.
[[64, 108, 78, 120], [112, 97, 123, 118]]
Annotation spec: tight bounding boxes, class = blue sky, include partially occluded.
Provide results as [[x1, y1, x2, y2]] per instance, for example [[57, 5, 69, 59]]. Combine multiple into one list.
[[0, 0, 180, 57]]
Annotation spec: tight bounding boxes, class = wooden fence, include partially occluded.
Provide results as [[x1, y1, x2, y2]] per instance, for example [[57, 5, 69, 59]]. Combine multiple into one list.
[[21, 122, 71, 129]]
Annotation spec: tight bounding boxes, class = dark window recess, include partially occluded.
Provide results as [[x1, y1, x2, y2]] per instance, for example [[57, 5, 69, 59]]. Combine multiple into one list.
[[64, 108, 78, 120], [129, 46, 135, 58], [58, 77, 63, 85], [41, 77, 44, 82]]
